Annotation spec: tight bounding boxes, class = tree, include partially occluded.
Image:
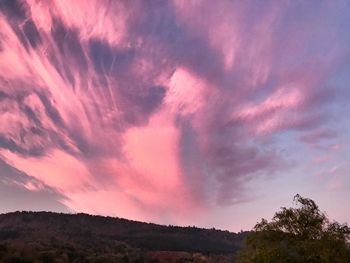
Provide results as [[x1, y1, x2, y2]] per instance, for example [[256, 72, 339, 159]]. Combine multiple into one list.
[[237, 194, 350, 263]]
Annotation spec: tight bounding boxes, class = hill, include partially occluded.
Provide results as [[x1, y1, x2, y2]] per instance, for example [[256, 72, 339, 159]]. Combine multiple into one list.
[[0, 211, 246, 262]]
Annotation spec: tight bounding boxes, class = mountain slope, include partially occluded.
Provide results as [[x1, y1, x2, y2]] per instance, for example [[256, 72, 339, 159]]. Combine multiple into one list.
[[0, 211, 246, 262]]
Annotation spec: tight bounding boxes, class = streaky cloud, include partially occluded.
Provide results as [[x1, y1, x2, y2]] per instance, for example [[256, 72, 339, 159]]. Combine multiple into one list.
[[0, 0, 349, 226]]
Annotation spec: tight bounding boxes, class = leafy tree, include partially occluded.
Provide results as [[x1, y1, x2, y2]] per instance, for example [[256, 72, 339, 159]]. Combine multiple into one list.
[[237, 194, 350, 263]]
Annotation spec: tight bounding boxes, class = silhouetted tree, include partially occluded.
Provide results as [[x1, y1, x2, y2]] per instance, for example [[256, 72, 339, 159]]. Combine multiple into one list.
[[237, 194, 350, 263]]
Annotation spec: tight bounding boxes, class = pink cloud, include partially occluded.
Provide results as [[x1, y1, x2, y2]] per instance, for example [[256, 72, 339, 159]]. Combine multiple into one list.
[[1, 149, 93, 192], [233, 86, 303, 135], [300, 129, 338, 145], [312, 156, 331, 165], [0, 0, 348, 225]]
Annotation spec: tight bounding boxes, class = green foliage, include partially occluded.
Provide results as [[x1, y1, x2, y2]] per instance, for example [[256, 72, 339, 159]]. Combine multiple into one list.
[[237, 194, 350, 263]]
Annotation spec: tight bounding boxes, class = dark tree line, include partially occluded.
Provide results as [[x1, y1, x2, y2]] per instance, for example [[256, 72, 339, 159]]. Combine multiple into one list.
[[237, 194, 350, 262]]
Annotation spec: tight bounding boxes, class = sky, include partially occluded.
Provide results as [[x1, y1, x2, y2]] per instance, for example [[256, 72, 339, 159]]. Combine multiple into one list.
[[0, 0, 349, 232]]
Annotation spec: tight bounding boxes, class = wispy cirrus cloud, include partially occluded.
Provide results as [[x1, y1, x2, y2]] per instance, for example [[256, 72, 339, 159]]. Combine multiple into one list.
[[0, 0, 349, 225], [0, 157, 69, 213]]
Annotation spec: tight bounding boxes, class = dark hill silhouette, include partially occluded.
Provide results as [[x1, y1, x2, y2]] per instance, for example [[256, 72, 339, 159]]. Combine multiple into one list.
[[0, 211, 246, 262]]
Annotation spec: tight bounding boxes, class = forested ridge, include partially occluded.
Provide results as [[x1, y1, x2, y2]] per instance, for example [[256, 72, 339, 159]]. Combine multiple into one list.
[[0, 211, 246, 262]]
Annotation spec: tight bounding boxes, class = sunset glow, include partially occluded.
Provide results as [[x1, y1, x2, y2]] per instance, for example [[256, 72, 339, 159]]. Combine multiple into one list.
[[0, 0, 349, 231]]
